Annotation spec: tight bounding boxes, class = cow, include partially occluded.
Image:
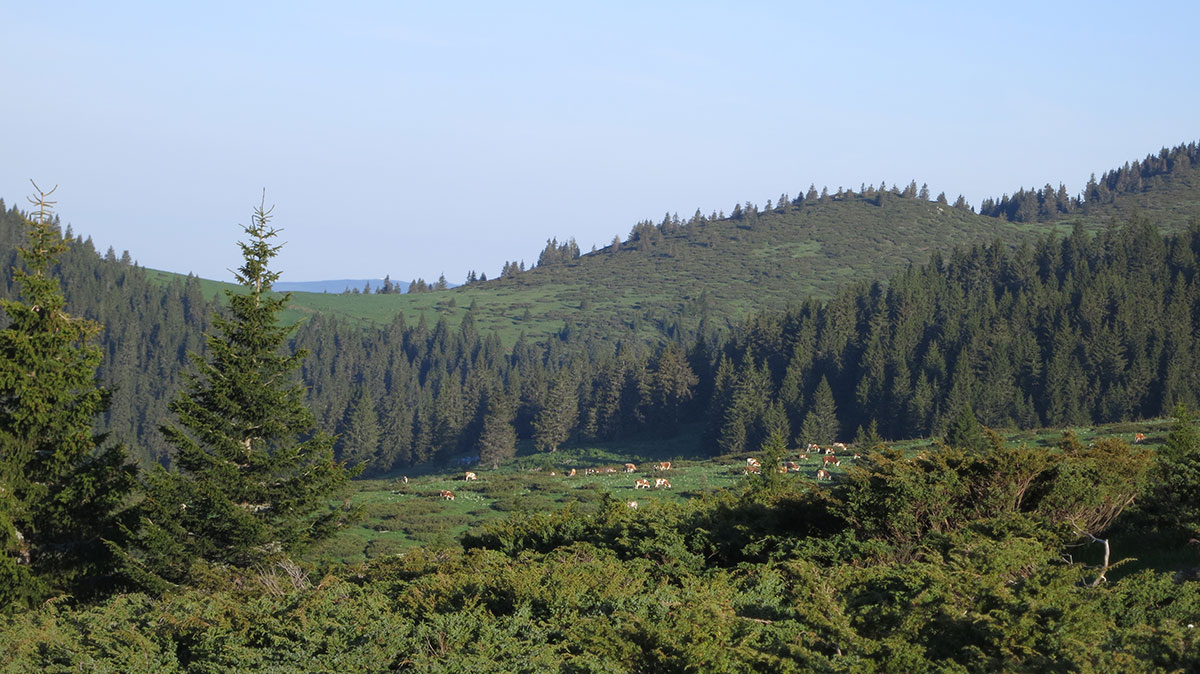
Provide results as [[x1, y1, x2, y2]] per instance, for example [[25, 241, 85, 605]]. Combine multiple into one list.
[[585, 467, 599, 476], [783, 461, 799, 472], [1134, 433, 1146, 444], [833, 442, 847, 451], [852, 453, 861, 460], [464, 471, 477, 481], [635, 478, 651, 489], [567, 468, 577, 477], [797, 454, 808, 461], [655, 478, 672, 489], [744, 464, 761, 475], [549, 471, 556, 476], [822, 455, 841, 467], [816, 469, 831, 481], [746, 457, 761, 468], [655, 461, 672, 471], [824, 446, 836, 455], [604, 467, 617, 473], [624, 463, 637, 473], [402, 476, 408, 484], [807, 443, 820, 452], [628, 500, 638, 509], [440, 490, 455, 500]]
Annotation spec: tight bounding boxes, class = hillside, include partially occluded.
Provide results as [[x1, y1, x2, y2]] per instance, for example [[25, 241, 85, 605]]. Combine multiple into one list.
[[265, 142, 1200, 347], [270, 197, 1039, 346]]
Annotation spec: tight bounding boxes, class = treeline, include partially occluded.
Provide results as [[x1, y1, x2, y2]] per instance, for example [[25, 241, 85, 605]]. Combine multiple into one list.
[[293, 311, 700, 473], [10, 198, 1200, 478], [707, 218, 1200, 455], [0, 200, 217, 465], [979, 140, 1200, 221]]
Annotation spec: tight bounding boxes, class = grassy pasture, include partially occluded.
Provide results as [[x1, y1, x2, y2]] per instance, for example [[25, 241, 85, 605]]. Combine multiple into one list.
[[309, 417, 1175, 566]]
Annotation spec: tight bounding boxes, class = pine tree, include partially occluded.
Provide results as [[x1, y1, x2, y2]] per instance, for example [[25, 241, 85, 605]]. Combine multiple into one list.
[[533, 372, 578, 452], [123, 195, 355, 587], [478, 391, 517, 469], [0, 183, 135, 607], [339, 386, 381, 468], [798, 376, 839, 446]]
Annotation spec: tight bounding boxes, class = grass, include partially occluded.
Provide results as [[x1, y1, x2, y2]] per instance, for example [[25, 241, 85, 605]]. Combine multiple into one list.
[[308, 417, 1179, 566]]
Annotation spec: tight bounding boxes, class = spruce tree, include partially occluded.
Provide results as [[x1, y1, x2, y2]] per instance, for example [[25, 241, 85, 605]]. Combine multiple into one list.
[[798, 376, 839, 446], [478, 391, 517, 469], [0, 184, 134, 608], [123, 195, 354, 587]]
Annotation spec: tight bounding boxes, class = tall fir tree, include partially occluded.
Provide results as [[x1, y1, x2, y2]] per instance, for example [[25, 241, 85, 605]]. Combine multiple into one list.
[[122, 195, 355, 588], [798, 376, 839, 446], [0, 184, 135, 608], [478, 391, 517, 469]]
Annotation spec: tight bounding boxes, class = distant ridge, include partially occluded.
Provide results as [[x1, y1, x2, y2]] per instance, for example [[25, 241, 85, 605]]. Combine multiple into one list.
[[275, 279, 399, 294]]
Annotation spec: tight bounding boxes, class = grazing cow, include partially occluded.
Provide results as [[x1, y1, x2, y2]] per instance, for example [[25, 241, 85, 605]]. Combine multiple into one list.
[[1134, 433, 1146, 444], [807, 443, 820, 452], [635, 478, 651, 489], [822, 455, 841, 467], [624, 463, 637, 473], [833, 442, 847, 451], [655, 461, 672, 471], [816, 469, 831, 481], [585, 467, 599, 475], [567, 468, 577, 477], [746, 457, 761, 468], [783, 461, 799, 472], [440, 490, 455, 500], [627, 501, 638, 509], [402, 476, 409, 484], [605, 467, 617, 473], [745, 464, 761, 475], [655, 478, 672, 489], [464, 471, 478, 481], [824, 446, 836, 455]]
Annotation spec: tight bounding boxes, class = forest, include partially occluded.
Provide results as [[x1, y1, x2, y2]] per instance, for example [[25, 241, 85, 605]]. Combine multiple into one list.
[[2, 142, 1200, 670]]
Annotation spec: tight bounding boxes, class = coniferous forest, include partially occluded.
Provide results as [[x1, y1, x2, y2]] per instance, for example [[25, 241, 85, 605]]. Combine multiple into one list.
[[2, 142, 1200, 670]]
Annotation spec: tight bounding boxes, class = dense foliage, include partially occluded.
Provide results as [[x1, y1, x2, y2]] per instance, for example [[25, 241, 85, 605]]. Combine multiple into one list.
[[0, 186, 134, 608], [116, 201, 356, 588], [709, 219, 1200, 454], [3, 432, 1196, 671]]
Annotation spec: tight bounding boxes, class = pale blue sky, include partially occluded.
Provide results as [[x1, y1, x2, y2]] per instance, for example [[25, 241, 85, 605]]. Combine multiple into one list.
[[2, 1, 1196, 282]]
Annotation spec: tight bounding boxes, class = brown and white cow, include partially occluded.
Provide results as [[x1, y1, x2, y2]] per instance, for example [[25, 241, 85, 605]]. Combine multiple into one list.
[[746, 457, 761, 468], [635, 478, 651, 489], [655, 478, 672, 489], [605, 467, 617, 473], [655, 461, 672, 471], [783, 461, 800, 472], [807, 443, 821, 452], [1134, 433, 1146, 444], [440, 490, 455, 500], [833, 442, 847, 451], [824, 446, 836, 455], [464, 471, 477, 481], [744, 464, 761, 475], [567, 468, 577, 477], [627, 500, 638, 509], [624, 463, 637, 473], [822, 455, 841, 467], [816, 469, 831, 481]]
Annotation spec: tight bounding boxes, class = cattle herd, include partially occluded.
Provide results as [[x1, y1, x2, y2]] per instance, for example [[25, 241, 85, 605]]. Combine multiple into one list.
[[399, 444, 863, 502]]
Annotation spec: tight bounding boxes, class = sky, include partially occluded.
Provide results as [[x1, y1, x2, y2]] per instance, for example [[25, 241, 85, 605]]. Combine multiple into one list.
[[2, 1, 1197, 283]]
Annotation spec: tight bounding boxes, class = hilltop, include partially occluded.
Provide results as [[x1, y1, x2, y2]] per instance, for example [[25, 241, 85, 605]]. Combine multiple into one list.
[[250, 142, 1200, 347]]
